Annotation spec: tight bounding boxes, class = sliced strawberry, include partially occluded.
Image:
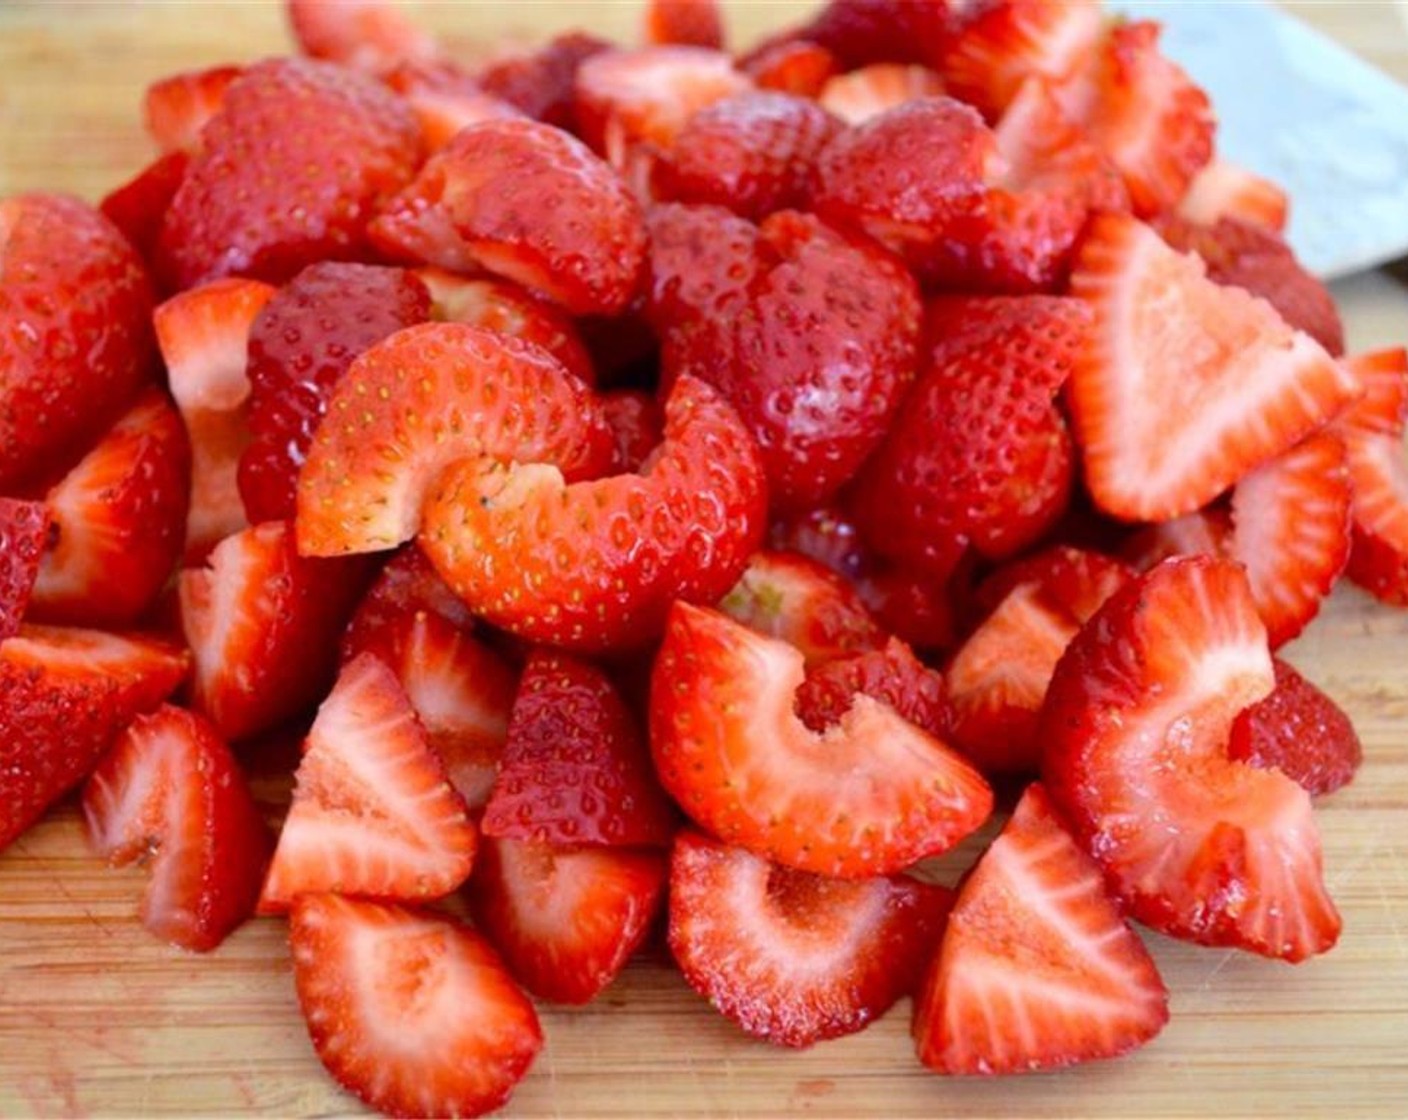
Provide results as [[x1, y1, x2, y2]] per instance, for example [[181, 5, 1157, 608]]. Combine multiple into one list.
[[1041, 557, 1341, 961], [99, 150, 191, 268], [651, 603, 991, 877], [238, 261, 431, 523], [82, 704, 269, 951], [180, 521, 372, 741], [470, 836, 667, 1004], [972, 544, 1133, 629], [482, 651, 676, 847], [156, 57, 421, 289], [477, 31, 612, 129], [340, 543, 475, 659], [737, 38, 840, 98], [0, 626, 189, 851], [669, 829, 953, 1047], [719, 550, 886, 665], [154, 277, 276, 560], [1178, 160, 1289, 233], [645, 0, 725, 49], [260, 653, 476, 912], [420, 376, 765, 653], [287, 0, 440, 73], [143, 65, 243, 153], [296, 322, 614, 557], [602, 389, 665, 473], [0, 193, 155, 491], [795, 637, 951, 740], [1337, 347, 1408, 436], [913, 783, 1169, 1075], [797, 0, 956, 70], [290, 893, 541, 1119], [818, 63, 945, 126], [382, 59, 526, 151], [1067, 213, 1358, 522], [644, 201, 761, 332], [30, 389, 189, 627], [0, 499, 51, 641], [1122, 507, 1234, 574]]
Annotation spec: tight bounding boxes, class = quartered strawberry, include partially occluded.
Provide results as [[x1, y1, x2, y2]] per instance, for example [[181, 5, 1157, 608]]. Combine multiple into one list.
[[340, 543, 476, 660], [818, 63, 945, 125], [601, 390, 665, 473], [795, 637, 951, 740], [290, 893, 541, 1119], [180, 521, 371, 741], [0, 626, 189, 852], [1230, 658, 1362, 798], [651, 603, 991, 877], [1067, 213, 1358, 522], [296, 322, 614, 557], [913, 783, 1169, 1075], [645, 0, 725, 49], [0, 192, 155, 491], [654, 92, 843, 221], [99, 151, 191, 267], [287, 0, 440, 73], [156, 57, 421, 289], [482, 651, 676, 847], [82, 704, 270, 952], [143, 65, 243, 153], [1041, 557, 1341, 962], [737, 38, 839, 98], [238, 261, 431, 524], [370, 118, 648, 317], [420, 376, 765, 653], [477, 31, 611, 129], [382, 60, 525, 152], [0, 499, 50, 641], [470, 836, 668, 1004], [1178, 160, 1289, 233], [1158, 215, 1345, 357], [668, 829, 954, 1047], [30, 389, 190, 627], [154, 277, 275, 559], [972, 544, 1133, 629], [260, 653, 477, 912], [718, 550, 886, 665], [796, 0, 956, 70]]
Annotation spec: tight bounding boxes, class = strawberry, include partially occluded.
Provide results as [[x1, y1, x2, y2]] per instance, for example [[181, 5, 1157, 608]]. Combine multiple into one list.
[[663, 210, 922, 510], [370, 119, 648, 316], [849, 295, 1085, 577], [99, 151, 191, 267], [818, 63, 946, 125], [156, 57, 421, 289], [470, 836, 668, 1004], [1067, 213, 1358, 522], [1230, 658, 1361, 797], [913, 783, 1169, 1075], [737, 38, 839, 98], [1337, 349, 1408, 605], [477, 31, 611, 129], [1158, 215, 1345, 357], [296, 323, 613, 557], [416, 268, 595, 387], [381, 60, 525, 152], [796, 0, 956, 70], [0, 193, 155, 491], [602, 389, 665, 473], [971, 544, 1133, 629], [30, 388, 190, 627], [180, 521, 372, 741], [668, 829, 953, 1047], [259, 653, 477, 912], [651, 602, 991, 877], [0, 499, 50, 641], [1041, 556, 1341, 961], [238, 262, 431, 524], [154, 277, 276, 560], [644, 201, 761, 331], [653, 92, 844, 221], [718, 550, 886, 665], [794, 637, 951, 740], [287, 0, 440, 73], [340, 543, 476, 659], [0, 625, 189, 852], [142, 65, 243, 153], [289, 893, 541, 1119], [644, 0, 725, 49], [82, 704, 270, 952], [1337, 347, 1408, 436], [1178, 160, 1289, 233], [1122, 508, 1234, 574], [482, 651, 677, 847], [420, 376, 765, 653]]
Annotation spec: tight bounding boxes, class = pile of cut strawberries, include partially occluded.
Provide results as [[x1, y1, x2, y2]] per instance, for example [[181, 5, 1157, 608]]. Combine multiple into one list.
[[2, 0, 1405, 1114]]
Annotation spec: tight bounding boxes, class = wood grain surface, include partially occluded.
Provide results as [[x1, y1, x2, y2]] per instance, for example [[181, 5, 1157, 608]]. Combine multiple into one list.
[[3, 3, 1408, 1117]]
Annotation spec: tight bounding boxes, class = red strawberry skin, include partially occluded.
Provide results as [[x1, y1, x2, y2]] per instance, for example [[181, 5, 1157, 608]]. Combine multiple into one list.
[[99, 151, 191, 270], [0, 499, 51, 641], [143, 64, 243, 154], [340, 544, 475, 661], [287, 0, 440, 73], [738, 38, 840, 98], [795, 637, 951, 740], [238, 261, 431, 523], [1, 193, 156, 490], [156, 57, 422, 289], [476, 32, 611, 129], [644, 201, 762, 332]]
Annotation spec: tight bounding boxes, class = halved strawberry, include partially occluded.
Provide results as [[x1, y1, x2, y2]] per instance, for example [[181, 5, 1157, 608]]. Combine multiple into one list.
[[1067, 213, 1358, 522], [180, 521, 372, 741], [82, 704, 270, 951], [260, 653, 477, 912], [0, 499, 51, 641], [295, 322, 614, 557], [290, 893, 541, 1119], [30, 388, 189, 627], [239, 261, 431, 524], [420, 376, 765, 653], [737, 38, 840, 98], [481, 651, 676, 847], [154, 276, 276, 560], [382, 60, 526, 152], [669, 829, 953, 1047], [0, 625, 189, 851], [818, 63, 945, 126], [99, 151, 191, 268], [651, 603, 991, 877], [287, 0, 440, 73], [470, 836, 667, 1004], [1178, 160, 1289, 233], [602, 389, 665, 473], [644, 0, 725, 49], [1337, 349, 1408, 604], [795, 637, 951, 740], [1041, 557, 1341, 961], [913, 783, 1169, 1075], [143, 65, 243, 153], [476, 31, 611, 129], [971, 544, 1133, 629]]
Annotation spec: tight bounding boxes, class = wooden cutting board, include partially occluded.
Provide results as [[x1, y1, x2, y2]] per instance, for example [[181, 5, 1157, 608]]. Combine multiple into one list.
[[3, 3, 1408, 1117]]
